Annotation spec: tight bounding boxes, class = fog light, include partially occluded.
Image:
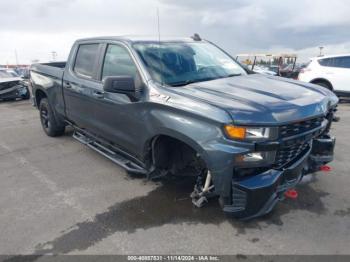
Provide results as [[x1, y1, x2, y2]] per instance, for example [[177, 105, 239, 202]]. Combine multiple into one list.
[[242, 152, 264, 162]]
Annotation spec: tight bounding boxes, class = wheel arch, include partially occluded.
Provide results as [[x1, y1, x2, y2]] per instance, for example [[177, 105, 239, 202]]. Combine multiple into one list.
[[310, 78, 333, 90], [34, 88, 48, 107], [143, 130, 210, 172]]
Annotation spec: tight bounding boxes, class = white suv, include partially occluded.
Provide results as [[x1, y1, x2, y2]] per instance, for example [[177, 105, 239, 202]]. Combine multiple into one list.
[[298, 54, 350, 96]]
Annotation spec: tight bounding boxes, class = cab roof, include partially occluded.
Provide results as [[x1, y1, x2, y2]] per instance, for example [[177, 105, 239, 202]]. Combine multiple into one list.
[[312, 53, 350, 60], [76, 35, 202, 44]]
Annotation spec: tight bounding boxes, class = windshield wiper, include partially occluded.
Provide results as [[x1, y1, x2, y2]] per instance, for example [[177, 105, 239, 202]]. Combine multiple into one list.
[[169, 74, 242, 87], [222, 73, 242, 78], [170, 77, 215, 87], [169, 79, 200, 87]]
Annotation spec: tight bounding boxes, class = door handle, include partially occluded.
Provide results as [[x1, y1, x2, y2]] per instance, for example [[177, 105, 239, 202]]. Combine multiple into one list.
[[93, 91, 104, 99]]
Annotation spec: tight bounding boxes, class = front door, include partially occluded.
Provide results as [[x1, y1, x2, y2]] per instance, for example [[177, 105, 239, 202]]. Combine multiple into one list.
[[92, 43, 146, 156]]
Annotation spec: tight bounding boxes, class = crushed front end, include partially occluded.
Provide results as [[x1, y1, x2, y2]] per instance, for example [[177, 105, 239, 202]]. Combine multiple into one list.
[[0, 79, 29, 101], [219, 108, 337, 220]]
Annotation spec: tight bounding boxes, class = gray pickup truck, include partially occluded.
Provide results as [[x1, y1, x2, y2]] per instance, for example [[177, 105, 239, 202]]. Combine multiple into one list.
[[30, 36, 338, 219]]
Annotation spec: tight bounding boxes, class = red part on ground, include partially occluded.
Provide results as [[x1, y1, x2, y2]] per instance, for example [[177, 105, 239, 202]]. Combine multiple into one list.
[[284, 189, 298, 199], [320, 165, 332, 172]]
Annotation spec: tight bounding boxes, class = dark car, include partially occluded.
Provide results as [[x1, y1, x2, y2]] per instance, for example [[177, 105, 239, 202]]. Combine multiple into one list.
[[30, 36, 338, 219], [0, 69, 30, 101]]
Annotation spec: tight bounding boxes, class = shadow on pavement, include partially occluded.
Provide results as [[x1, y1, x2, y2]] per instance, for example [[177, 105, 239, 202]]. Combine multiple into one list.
[[29, 174, 329, 255]]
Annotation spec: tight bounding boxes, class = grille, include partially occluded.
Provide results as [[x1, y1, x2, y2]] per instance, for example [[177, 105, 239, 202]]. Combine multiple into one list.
[[280, 116, 324, 138], [231, 186, 247, 212], [274, 142, 309, 168], [0, 81, 19, 91]]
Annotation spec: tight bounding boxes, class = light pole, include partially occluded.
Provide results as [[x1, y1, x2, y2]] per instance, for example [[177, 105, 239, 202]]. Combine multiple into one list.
[[51, 51, 57, 62], [318, 46, 324, 56], [15, 49, 19, 66]]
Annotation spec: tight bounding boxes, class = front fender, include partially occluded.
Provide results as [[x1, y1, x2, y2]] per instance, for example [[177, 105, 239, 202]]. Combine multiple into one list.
[[141, 107, 250, 197]]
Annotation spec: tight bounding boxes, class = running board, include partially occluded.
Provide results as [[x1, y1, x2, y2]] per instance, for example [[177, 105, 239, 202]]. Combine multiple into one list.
[[73, 131, 147, 174]]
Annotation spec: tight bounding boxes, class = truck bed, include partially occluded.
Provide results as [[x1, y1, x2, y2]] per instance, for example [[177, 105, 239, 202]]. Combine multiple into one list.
[[30, 62, 66, 79], [30, 62, 67, 115]]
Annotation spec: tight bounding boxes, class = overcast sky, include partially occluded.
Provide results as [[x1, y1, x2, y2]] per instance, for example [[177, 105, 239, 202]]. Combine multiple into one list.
[[1, 0, 350, 64]]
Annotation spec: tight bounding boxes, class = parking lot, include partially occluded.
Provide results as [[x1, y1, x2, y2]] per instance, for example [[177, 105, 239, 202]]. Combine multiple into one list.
[[0, 99, 349, 255]]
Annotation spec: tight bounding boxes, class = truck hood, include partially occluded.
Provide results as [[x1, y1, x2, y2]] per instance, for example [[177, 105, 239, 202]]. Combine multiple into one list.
[[170, 74, 338, 125], [0, 77, 22, 84]]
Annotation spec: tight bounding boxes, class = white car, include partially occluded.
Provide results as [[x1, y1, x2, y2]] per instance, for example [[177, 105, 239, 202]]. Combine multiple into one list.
[[298, 54, 350, 96], [248, 65, 277, 76]]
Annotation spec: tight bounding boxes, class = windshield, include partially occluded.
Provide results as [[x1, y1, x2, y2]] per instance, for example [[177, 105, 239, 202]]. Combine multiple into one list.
[[0, 70, 14, 78], [133, 42, 247, 86], [6, 70, 19, 77]]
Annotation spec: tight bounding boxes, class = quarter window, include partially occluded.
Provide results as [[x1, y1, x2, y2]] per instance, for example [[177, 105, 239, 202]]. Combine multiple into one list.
[[102, 44, 138, 79], [333, 56, 350, 68], [74, 44, 99, 78]]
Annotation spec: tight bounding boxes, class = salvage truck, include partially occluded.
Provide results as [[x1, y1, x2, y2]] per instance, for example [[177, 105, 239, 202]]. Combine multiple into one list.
[[30, 36, 338, 219], [0, 69, 30, 101]]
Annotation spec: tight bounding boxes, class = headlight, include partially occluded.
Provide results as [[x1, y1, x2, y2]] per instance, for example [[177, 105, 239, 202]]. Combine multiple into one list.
[[235, 151, 276, 167], [224, 125, 272, 141], [245, 127, 270, 140]]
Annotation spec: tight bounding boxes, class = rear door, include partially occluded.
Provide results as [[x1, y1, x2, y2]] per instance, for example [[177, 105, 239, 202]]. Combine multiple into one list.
[[330, 56, 350, 92], [318, 56, 350, 92], [63, 42, 104, 131]]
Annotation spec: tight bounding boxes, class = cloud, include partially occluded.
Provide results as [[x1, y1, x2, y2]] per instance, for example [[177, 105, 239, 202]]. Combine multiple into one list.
[[199, 5, 266, 27], [278, 0, 350, 29], [0, 0, 349, 64]]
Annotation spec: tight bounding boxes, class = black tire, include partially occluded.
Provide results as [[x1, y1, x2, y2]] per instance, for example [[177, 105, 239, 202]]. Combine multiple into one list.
[[313, 81, 332, 90], [39, 98, 65, 137]]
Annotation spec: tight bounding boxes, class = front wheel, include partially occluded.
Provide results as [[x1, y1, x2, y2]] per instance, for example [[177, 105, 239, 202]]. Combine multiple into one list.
[[39, 98, 65, 137]]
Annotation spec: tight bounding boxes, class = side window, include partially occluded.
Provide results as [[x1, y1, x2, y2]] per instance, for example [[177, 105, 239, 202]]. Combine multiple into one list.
[[333, 57, 350, 68], [74, 44, 99, 78], [318, 58, 334, 67], [102, 44, 138, 79]]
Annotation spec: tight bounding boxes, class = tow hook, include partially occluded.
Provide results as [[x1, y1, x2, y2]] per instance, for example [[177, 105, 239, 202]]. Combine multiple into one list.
[[320, 165, 332, 172], [284, 189, 298, 199], [191, 171, 214, 208]]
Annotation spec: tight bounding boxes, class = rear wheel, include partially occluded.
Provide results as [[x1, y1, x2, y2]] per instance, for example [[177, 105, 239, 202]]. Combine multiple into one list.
[[39, 98, 65, 137], [313, 81, 332, 90]]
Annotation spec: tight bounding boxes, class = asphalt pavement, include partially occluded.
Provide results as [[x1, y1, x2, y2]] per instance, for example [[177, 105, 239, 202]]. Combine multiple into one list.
[[0, 100, 349, 256]]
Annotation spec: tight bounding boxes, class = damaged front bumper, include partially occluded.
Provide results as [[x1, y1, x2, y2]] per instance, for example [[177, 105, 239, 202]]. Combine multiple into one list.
[[0, 84, 29, 100], [221, 135, 335, 220]]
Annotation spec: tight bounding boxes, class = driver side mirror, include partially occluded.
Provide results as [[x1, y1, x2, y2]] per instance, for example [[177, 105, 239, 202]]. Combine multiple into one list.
[[103, 76, 135, 96]]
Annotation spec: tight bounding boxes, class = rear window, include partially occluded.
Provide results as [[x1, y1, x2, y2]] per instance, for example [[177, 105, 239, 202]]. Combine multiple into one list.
[[74, 44, 99, 78]]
